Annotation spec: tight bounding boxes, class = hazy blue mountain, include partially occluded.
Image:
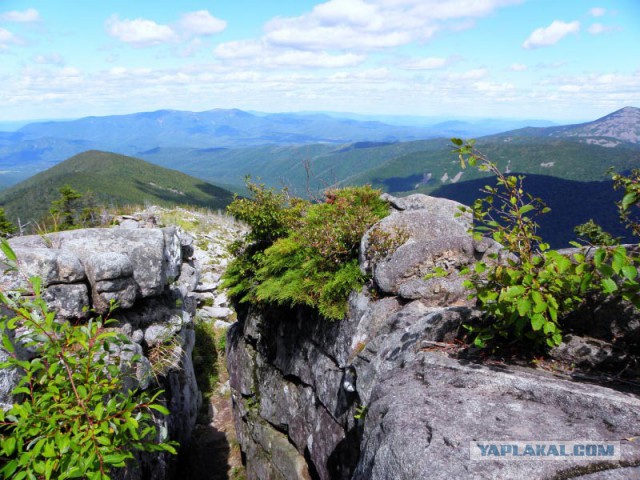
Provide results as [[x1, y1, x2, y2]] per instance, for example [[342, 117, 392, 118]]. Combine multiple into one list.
[[17, 108, 440, 150], [487, 106, 640, 146]]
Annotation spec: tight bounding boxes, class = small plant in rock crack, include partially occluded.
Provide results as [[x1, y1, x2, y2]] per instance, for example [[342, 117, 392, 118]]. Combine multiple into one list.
[[0, 238, 177, 480], [366, 225, 410, 264], [353, 405, 368, 421], [452, 139, 640, 351]]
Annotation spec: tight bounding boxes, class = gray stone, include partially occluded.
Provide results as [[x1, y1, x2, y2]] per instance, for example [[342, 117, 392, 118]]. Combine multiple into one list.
[[43, 284, 90, 319], [86, 252, 134, 282], [4, 246, 85, 287], [143, 315, 183, 346], [0, 348, 20, 411], [381, 193, 472, 228], [373, 235, 501, 301], [360, 209, 473, 275], [95, 278, 138, 312], [353, 353, 640, 480], [46, 228, 168, 298], [162, 227, 182, 284], [176, 262, 199, 292], [200, 306, 234, 321], [550, 335, 626, 369], [118, 219, 140, 229]]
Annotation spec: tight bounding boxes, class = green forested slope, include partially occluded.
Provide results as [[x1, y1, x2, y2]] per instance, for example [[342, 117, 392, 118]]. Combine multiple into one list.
[[0, 150, 235, 224]]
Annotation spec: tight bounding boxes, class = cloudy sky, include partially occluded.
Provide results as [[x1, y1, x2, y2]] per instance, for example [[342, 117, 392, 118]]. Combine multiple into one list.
[[1, 0, 638, 122]]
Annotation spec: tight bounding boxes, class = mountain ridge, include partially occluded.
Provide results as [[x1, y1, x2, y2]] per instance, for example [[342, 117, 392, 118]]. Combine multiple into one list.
[[0, 150, 235, 226]]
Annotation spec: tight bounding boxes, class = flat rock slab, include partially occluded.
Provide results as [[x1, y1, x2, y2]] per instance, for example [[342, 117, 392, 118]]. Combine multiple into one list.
[[354, 352, 640, 480]]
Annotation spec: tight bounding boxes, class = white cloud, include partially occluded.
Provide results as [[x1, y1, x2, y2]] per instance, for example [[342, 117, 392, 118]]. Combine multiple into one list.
[[509, 63, 527, 71], [0, 8, 41, 23], [263, 0, 523, 51], [32, 53, 65, 66], [178, 10, 227, 36], [105, 15, 176, 47], [215, 40, 263, 59], [522, 20, 580, 49], [589, 7, 606, 17], [447, 68, 488, 80], [400, 57, 448, 70], [215, 40, 365, 68], [0, 27, 21, 49], [588, 23, 616, 35]]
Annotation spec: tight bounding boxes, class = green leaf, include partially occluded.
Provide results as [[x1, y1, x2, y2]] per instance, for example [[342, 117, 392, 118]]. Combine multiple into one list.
[[530, 314, 545, 331], [504, 285, 526, 299], [0, 238, 17, 262], [2, 436, 16, 456], [622, 192, 637, 210], [517, 298, 532, 317], [148, 404, 170, 415], [622, 265, 637, 280], [518, 204, 535, 215], [601, 277, 618, 294]]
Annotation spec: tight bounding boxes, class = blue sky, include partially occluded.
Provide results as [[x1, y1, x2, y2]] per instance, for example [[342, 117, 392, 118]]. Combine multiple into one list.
[[0, 0, 638, 122]]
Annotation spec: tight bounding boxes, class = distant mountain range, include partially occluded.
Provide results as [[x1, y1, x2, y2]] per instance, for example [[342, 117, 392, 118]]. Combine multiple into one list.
[[0, 108, 567, 189], [0, 151, 234, 225], [1, 106, 639, 246]]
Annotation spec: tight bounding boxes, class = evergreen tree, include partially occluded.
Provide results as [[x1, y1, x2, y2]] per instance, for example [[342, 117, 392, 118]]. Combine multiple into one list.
[[50, 185, 82, 229], [0, 208, 16, 237]]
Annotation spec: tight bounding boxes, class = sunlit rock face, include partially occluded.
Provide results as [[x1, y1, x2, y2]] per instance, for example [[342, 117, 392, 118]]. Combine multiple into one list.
[[227, 193, 640, 480]]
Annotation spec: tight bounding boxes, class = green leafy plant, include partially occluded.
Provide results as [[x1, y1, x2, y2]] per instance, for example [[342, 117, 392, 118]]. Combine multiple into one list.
[[353, 405, 368, 421], [612, 168, 640, 237], [366, 225, 410, 264], [574, 219, 620, 247], [452, 139, 640, 350], [223, 182, 388, 320], [0, 239, 177, 479]]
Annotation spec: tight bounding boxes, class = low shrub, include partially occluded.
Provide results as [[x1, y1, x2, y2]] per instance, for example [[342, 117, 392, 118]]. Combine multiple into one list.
[[0, 239, 177, 479], [223, 182, 388, 320], [454, 139, 640, 350]]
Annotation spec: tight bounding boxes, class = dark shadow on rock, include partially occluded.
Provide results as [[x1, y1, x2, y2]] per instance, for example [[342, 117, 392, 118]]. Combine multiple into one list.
[[175, 422, 231, 480], [327, 425, 361, 480]]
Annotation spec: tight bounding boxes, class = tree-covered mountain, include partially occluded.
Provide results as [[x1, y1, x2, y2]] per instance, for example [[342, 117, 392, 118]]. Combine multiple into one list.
[[0, 150, 235, 226], [0, 108, 568, 190]]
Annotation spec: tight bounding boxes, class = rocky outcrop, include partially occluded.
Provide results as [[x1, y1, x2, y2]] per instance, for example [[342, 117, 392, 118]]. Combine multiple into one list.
[[0, 219, 202, 479], [227, 194, 640, 480]]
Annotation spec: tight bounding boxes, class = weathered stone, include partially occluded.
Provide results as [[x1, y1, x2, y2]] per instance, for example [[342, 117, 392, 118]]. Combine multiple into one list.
[[373, 235, 501, 301], [199, 305, 234, 321], [95, 277, 138, 312], [118, 219, 140, 229], [162, 227, 182, 284], [144, 315, 183, 346], [550, 334, 626, 369], [381, 193, 472, 229], [43, 284, 90, 319], [353, 353, 640, 480], [86, 252, 134, 282], [0, 348, 20, 410], [176, 262, 199, 292], [227, 324, 257, 397], [360, 206, 471, 274], [3, 246, 85, 287], [45, 228, 168, 298]]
